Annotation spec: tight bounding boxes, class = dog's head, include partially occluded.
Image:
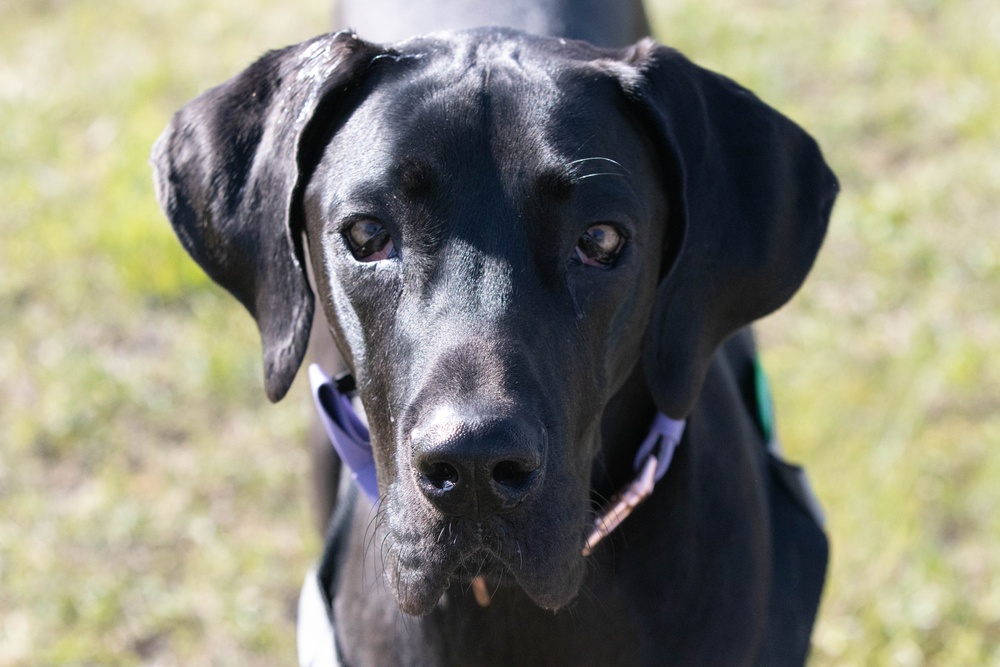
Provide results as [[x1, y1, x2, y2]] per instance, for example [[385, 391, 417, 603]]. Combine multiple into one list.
[[152, 29, 836, 615]]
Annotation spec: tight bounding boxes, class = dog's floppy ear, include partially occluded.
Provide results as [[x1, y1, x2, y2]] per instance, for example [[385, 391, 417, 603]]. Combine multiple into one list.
[[151, 32, 381, 402], [624, 40, 838, 418]]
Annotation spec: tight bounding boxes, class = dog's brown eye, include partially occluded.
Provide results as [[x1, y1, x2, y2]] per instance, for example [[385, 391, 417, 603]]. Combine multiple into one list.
[[345, 219, 395, 262], [575, 224, 624, 268]]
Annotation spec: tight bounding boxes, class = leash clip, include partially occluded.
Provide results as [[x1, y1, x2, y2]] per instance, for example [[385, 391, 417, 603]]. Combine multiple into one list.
[[582, 413, 685, 556]]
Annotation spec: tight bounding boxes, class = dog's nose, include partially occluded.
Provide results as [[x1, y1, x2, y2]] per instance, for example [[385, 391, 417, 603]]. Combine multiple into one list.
[[410, 407, 544, 518]]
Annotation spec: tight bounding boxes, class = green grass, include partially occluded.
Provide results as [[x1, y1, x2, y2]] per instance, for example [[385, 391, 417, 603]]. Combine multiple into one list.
[[1, 0, 998, 664]]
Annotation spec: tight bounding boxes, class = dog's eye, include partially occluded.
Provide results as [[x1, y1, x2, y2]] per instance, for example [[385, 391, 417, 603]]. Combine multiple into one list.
[[574, 224, 624, 268], [345, 219, 395, 262]]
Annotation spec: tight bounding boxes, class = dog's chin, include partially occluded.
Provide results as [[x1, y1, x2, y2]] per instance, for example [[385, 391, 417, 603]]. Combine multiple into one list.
[[509, 558, 586, 610], [387, 561, 452, 617], [386, 542, 586, 616]]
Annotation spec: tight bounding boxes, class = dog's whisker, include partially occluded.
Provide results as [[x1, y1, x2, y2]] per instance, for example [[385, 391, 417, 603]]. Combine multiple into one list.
[[371, 506, 388, 552], [577, 580, 614, 623], [361, 503, 384, 563], [380, 537, 399, 597], [565, 155, 628, 171], [395, 549, 404, 606], [377, 523, 391, 576], [379, 530, 394, 567], [360, 510, 378, 583], [364, 512, 387, 593], [566, 136, 597, 162], [573, 171, 627, 181], [472, 554, 487, 582], [564, 156, 632, 185]]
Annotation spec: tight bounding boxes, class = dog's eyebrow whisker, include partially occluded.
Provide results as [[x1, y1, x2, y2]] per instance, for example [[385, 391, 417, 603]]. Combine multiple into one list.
[[572, 172, 627, 182], [566, 136, 597, 162], [565, 156, 627, 170], [368, 51, 423, 67], [564, 157, 632, 182]]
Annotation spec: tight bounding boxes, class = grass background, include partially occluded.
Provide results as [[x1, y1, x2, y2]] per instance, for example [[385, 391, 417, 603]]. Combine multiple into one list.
[[1, 0, 997, 664]]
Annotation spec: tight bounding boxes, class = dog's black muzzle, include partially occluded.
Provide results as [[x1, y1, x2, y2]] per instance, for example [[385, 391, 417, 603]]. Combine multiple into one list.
[[410, 409, 546, 518]]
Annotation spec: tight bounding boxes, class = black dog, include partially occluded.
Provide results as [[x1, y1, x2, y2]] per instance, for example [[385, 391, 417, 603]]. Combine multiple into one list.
[[151, 0, 837, 663]]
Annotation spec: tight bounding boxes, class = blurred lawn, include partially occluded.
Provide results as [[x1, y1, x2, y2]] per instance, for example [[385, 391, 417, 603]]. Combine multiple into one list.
[[1, 0, 998, 664]]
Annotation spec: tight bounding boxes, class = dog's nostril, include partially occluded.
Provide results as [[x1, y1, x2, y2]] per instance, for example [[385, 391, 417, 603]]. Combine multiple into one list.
[[492, 460, 534, 488], [422, 461, 460, 492]]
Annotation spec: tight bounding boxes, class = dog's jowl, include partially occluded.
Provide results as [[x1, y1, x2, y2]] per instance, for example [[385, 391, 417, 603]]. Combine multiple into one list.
[[152, 1, 837, 664]]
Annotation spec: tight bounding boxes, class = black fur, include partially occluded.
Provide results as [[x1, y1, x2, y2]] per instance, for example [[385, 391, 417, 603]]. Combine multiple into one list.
[[152, 6, 836, 665]]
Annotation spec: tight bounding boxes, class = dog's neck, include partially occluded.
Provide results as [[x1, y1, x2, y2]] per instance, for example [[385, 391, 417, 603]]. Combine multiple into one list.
[[594, 361, 661, 499]]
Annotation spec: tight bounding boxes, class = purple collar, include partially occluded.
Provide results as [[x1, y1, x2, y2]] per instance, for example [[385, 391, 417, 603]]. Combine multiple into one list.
[[308, 365, 380, 503], [308, 364, 686, 555]]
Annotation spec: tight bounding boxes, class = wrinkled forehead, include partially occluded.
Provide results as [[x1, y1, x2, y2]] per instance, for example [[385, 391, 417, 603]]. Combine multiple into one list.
[[321, 33, 649, 194]]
